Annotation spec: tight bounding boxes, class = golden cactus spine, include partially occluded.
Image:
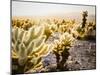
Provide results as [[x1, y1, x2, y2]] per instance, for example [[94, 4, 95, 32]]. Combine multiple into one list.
[[12, 25, 50, 73], [53, 32, 74, 70]]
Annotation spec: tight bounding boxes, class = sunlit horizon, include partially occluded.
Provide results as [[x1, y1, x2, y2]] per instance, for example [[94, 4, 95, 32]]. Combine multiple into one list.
[[12, 1, 95, 17]]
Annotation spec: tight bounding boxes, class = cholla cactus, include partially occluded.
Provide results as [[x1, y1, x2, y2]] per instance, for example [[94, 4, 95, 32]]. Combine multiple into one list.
[[56, 19, 76, 34], [42, 23, 54, 40], [50, 24, 58, 32], [81, 11, 88, 28], [12, 18, 35, 30], [53, 32, 74, 70], [74, 11, 88, 39], [12, 25, 50, 73], [76, 11, 96, 40], [84, 22, 96, 40], [58, 25, 68, 33]]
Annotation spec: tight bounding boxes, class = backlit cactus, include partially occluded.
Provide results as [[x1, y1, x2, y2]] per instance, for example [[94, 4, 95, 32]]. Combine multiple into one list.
[[74, 11, 96, 40], [42, 22, 55, 40], [76, 11, 88, 39], [12, 9, 95, 72], [12, 18, 36, 30], [12, 25, 50, 73], [53, 32, 74, 70], [84, 22, 96, 40]]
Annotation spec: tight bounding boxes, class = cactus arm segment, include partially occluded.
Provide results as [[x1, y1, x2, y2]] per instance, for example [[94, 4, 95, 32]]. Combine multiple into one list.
[[18, 43, 27, 66]]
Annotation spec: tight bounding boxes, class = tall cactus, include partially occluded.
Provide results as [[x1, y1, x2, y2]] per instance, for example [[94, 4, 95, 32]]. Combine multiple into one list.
[[12, 25, 50, 74], [81, 11, 88, 28], [75, 11, 88, 39]]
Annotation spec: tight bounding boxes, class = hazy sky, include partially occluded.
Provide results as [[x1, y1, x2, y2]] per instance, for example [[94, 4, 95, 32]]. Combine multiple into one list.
[[12, 1, 95, 17]]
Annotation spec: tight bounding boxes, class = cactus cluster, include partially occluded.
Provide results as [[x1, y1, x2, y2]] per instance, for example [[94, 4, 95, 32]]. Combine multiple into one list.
[[75, 11, 88, 39], [73, 11, 96, 40], [12, 18, 39, 30], [12, 10, 95, 73], [12, 25, 51, 73], [53, 32, 74, 70], [84, 22, 96, 39], [12, 18, 76, 38]]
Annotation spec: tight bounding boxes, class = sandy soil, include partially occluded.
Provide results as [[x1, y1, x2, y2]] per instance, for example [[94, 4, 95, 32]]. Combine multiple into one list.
[[43, 33, 96, 72]]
